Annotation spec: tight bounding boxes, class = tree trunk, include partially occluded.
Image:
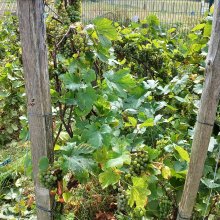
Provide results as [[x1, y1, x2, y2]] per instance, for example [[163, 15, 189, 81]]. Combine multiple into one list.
[[17, 0, 55, 219], [177, 2, 220, 219]]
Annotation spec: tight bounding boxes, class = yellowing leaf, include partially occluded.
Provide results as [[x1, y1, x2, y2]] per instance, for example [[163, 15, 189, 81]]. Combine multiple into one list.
[[210, 4, 214, 14], [139, 118, 154, 129], [14, 200, 26, 213], [192, 23, 206, 31], [167, 28, 176, 33], [54, 144, 61, 151], [99, 168, 120, 188], [128, 117, 137, 127], [73, 54, 78, 58], [175, 146, 190, 162], [162, 166, 171, 179], [128, 177, 150, 207], [63, 192, 73, 202]]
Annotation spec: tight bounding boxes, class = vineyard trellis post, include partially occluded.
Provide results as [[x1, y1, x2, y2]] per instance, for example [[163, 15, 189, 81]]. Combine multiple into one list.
[[177, 1, 220, 219], [17, 0, 55, 219]]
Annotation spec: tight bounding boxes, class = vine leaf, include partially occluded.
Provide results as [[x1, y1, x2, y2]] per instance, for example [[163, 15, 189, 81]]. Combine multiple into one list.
[[63, 192, 72, 202], [99, 168, 120, 188], [93, 17, 118, 40], [140, 118, 154, 129], [82, 124, 112, 148], [14, 200, 26, 213], [61, 155, 95, 179], [81, 69, 96, 83], [61, 142, 97, 181], [175, 146, 190, 162], [162, 166, 171, 179], [38, 156, 49, 171], [106, 144, 131, 169], [103, 69, 136, 98], [128, 177, 150, 207], [201, 178, 220, 188], [76, 86, 97, 111], [60, 72, 84, 91]]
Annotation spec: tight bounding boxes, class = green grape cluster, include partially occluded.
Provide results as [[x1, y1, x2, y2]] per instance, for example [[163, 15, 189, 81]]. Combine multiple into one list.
[[174, 52, 184, 62], [123, 43, 139, 60], [157, 55, 164, 69], [113, 44, 123, 56], [38, 157, 64, 190], [157, 68, 169, 84], [72, 34, 89, 53], [130, 207, 146, 220], [181, 102, 194, 117], [122, 152, 149, 185], [46, 19, 66, 49], [62, 38, 72, 58], [130, 152, 149, 174], [170, 65, 178, 77], [117, 187, 132, 212], [55, 0, 71, 25], [66, 4, 81, 23], [158, 196, 172, 219]]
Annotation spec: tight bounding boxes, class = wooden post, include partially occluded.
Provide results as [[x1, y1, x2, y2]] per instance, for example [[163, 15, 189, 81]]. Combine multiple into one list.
[[17, 0, 55, 219], [177, 2, 220, 220]]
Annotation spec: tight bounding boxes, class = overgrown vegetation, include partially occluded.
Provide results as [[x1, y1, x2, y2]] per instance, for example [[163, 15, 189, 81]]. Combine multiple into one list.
[[1, 2, 220, 220]]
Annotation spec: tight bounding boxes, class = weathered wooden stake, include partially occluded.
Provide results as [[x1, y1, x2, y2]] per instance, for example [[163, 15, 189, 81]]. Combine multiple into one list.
[[17, 0, 54, 219], [177, 2, 220, 220]]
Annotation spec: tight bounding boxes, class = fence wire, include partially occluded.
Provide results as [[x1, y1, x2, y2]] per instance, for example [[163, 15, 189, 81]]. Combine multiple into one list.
[[0, 0, 211, 34]]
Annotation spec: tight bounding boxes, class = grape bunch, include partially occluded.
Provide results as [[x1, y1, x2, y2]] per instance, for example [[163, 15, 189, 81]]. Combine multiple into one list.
[[158, 196, 172, 219], [130, 152, 149, 175], [157, 54, 164, 69], [62, 38, 73, 58], [66, 5, 81, 23], [121, 152, 149, 185], [130, 207, 146, 220], [170, 65, 178, 77], [117, 187, 132, 212], [38, 157, 64, 190], [173, 52, 184, 62], [55, 0, 71, 25], [46, 19, 66, 49]]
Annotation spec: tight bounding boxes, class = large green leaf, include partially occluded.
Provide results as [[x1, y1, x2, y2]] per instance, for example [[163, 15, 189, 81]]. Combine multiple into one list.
[[38, 156, 49, 171], [82, 124, 112, 148], [60, 72, 84, 91], [193, 84, 203, 94], [106, 144, 131, 168], [61, 154, 95, 177], [201, 178, 220, 188], [76, 86, 97, 110], [140, 101, 166, 119], [128, 177, 150, 207], [81, 69, 96, 83], [99, 168, 120, 188], [66, 59, 78, 74], [172, 74, 189, 94], [104, 69, 135, 98], [93, 17, 118, 40]]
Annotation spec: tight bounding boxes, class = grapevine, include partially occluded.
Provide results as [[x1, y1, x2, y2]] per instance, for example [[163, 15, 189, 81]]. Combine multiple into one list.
[[158, 195, 173, 219], [38, 157, 64, 190]]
